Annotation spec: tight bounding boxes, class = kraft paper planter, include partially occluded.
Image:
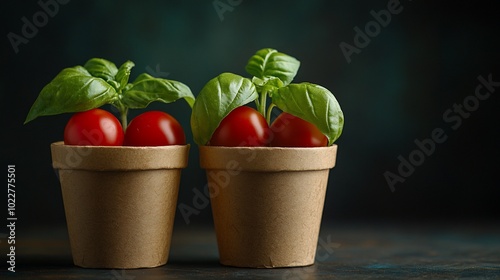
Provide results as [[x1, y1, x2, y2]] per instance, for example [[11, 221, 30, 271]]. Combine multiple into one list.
[[199, 145, 338, 268], [50, 141, 189, 269]]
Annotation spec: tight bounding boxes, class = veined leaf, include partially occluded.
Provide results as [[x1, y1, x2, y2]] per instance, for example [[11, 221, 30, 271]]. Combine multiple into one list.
[[191, 73, 258, 145], [25, 66, 117, 123], [83, 58, 118, 83], [121, 73, 195, 109], [272, 82, 344, 145], [245, 48, 300, 86]]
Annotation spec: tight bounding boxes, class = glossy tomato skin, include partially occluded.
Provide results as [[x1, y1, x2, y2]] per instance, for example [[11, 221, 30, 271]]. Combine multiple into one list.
[[209, 106, 269, 147], [64, 109, 124, 146], [124, 111, 185, 146], [269, 112, 327, 147]]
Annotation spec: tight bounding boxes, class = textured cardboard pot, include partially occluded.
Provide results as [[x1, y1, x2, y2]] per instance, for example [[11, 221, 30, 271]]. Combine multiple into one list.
[[199, 145, 338, 268], [50, 141, 189, 269]]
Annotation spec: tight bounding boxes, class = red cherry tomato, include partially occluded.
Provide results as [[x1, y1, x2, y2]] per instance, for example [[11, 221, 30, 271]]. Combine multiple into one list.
[[64, 108, 124, 146], [269, 112, 327, 147], [209, 106, 269, 147], [124, 111, 185, 146]]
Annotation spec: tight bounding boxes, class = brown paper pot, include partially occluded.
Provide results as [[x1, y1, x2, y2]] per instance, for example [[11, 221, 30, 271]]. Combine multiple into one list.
[[199, 145, 338, 268], [50, 141, 189, 269]]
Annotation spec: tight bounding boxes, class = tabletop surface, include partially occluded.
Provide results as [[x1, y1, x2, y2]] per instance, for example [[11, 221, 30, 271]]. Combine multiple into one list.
[[2, 222, 500, 279]]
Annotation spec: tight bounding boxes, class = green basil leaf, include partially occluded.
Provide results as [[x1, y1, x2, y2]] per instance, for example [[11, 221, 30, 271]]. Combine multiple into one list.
[[191, 73, 258, 145], [272, 83, 344, 145], [245, 48, 300, 86], [121, 73, 195, 109], [115, 60, 135, 90], [252, 76, 284, 94], [83, 58, 118, 82], [253, 76, 284, 88], [107, 80, 120, 90], [25, 66, 117, 123]]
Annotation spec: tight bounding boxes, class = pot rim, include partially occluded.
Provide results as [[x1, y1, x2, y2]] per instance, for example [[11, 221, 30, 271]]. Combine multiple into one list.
[[199, 144, 337, 171], [51, 141, 190, 171]]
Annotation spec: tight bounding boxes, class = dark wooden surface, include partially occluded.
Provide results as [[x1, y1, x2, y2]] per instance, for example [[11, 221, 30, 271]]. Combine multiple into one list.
[[2, 223, 500, 279]]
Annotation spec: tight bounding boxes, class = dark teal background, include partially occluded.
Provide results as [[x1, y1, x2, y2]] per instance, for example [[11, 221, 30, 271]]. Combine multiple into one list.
[[1, 0, 499, 231]]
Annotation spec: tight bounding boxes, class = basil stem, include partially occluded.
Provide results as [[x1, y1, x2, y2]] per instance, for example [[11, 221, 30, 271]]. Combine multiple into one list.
[[266, 103, 277, 125]]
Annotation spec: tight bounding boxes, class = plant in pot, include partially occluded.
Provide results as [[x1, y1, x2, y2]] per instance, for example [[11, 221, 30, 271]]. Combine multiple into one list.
[[190, 48, 344, 268], [25, 58, 194, 269]]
